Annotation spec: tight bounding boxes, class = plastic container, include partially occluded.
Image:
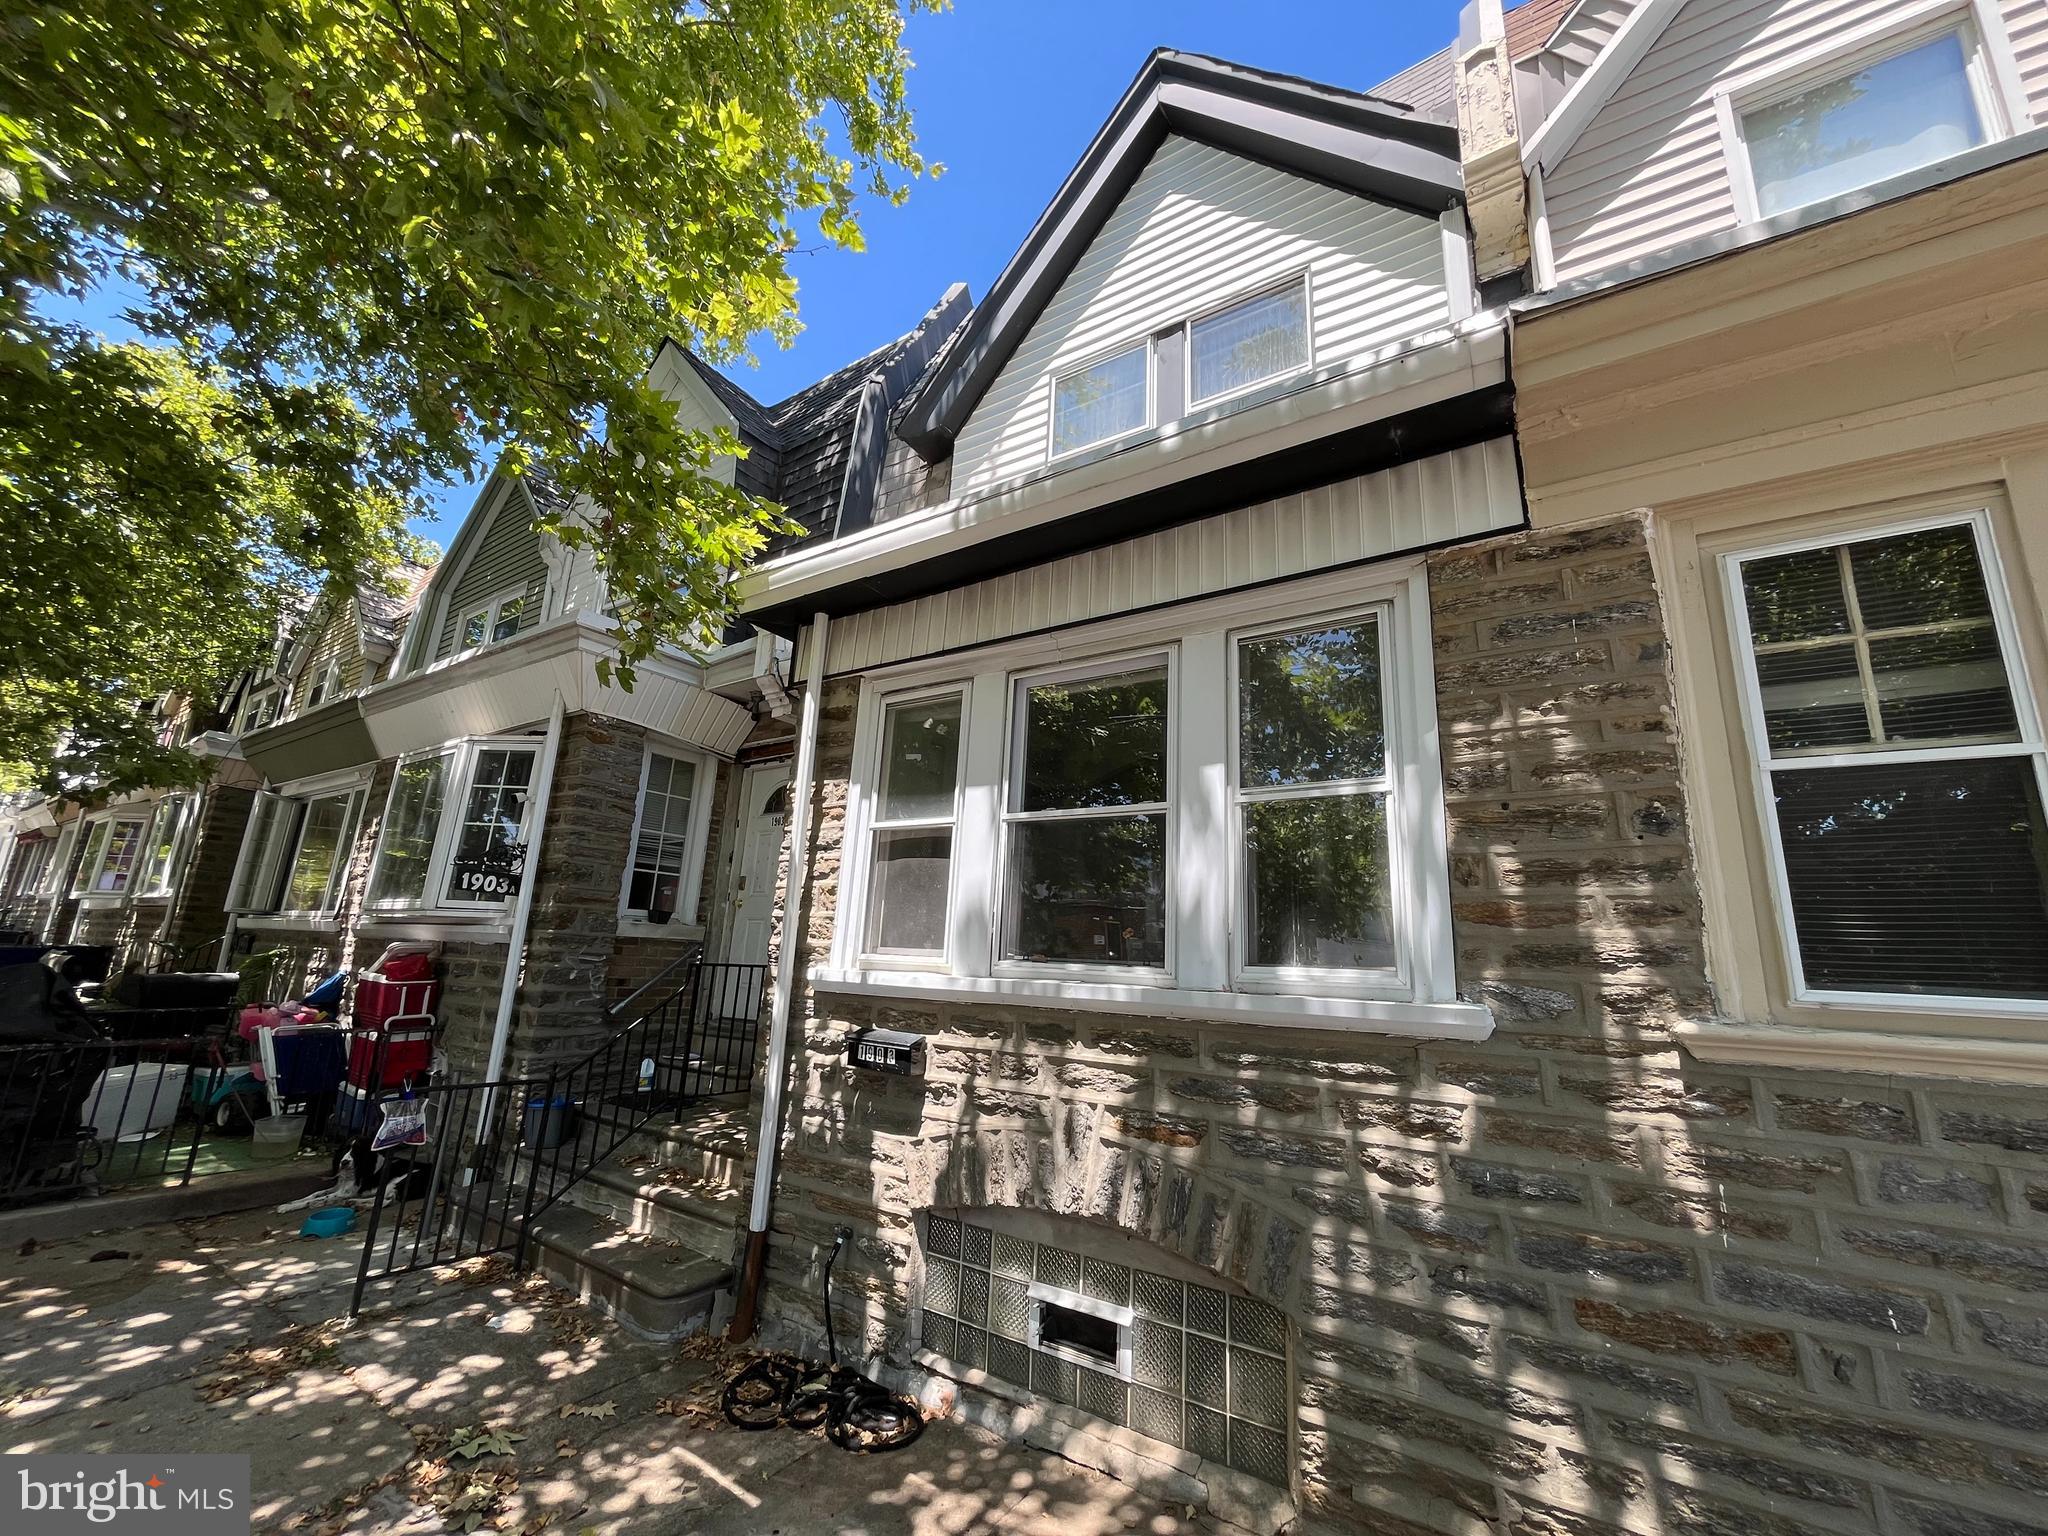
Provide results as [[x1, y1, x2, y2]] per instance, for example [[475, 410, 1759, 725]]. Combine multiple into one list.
[[251, 1112, 307, 1158], [522, 1096, 578, 1149], [300, 1206, 357, 1239], [85, 1063, 190, 1142], [355, 974, 439, 1031]]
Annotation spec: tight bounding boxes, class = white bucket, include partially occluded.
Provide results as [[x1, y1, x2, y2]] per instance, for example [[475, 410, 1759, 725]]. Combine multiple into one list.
[[85, 1063, 190, 1142], [252, 1113, 308, 1159]]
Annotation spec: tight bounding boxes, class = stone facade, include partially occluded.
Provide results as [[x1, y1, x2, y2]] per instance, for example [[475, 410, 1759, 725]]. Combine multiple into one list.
[[163, 784, 256, 959], [751, 513, 2048, 1536]]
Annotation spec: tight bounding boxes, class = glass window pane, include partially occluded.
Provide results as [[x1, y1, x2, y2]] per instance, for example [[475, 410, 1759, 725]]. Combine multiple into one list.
[[1744, 32, 1983, 219], [1869, 627, 2020, 743], [1755, 643, 1872, 752], [71, 822, 110, 895], [866, 829, 954, 955], [284, 795, 352, 911], [462, 610, 488, 649], [1019, 665, 1169, 811], [445, 748, 536, 903], [1190, 284, 1309, 403], [1052, 345, 1148, 457], [491, 596, 526, 643], [369, 755, 450, 905], [1773, 757, 2048, 998], [139, 798, 183, 894], [1847, 523, 1997, 630], [1244, 795, 1394, 971], [1238, 619, 1385, 787], [880, 697, 962, 821], [94, 821, 144, 893], [1741, 547, 1850, 645], [628, 753, 696, 916], [1005, 815, 1166, 967]]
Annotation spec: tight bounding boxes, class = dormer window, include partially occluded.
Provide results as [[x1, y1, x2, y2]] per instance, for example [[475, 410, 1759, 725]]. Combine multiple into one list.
[[457, 584, 542, 654], [1050, 343, 1150, 460], [1187, 278, 1309, 407], [1723, 18, 2005, 224]]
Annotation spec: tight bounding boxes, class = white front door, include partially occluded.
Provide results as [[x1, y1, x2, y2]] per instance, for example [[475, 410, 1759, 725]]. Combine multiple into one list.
[[728, 763, 791, 967]]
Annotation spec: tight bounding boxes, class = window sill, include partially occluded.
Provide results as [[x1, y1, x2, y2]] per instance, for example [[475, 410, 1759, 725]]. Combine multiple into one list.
[[616, 917, 706, 942], [237, 914, 342, 933], [1674, 1021, 2048, 1086], [808, 967, 1493, 1039]]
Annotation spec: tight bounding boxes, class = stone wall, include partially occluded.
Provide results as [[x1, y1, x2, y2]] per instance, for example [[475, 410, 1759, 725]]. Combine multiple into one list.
[[164, 783, 256, 958], [752, 514, 2048, 1536]]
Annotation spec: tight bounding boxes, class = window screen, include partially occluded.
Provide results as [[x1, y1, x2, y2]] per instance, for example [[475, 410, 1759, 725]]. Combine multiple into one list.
[[1734, 521, 2048, 999]]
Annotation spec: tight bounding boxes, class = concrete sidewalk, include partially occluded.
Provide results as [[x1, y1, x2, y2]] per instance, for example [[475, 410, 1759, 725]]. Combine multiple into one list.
[[0, 1206, 1214, 1535]]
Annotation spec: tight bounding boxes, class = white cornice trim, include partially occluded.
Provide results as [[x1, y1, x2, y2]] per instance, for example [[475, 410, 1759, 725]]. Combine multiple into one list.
[[1675, 1021, 2048, 1086]]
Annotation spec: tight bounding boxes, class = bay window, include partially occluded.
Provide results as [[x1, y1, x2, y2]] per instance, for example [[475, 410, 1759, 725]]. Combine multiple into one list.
[[72, 814, 149, 898], [1727, 512, 2048, 1007], [366, 737, 542, 914], [620, 746, 715, 925], [830, 565, 1474, 1033], [229, 776, 368, 916]]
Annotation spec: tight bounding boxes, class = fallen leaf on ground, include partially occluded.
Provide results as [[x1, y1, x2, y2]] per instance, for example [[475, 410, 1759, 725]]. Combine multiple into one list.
[[558, 1401, 615, 1420]]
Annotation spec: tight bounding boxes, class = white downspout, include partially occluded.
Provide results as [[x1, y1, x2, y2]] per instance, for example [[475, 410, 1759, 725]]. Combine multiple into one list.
[[735, 611, 828, 1330], [473, 688, 567, 1141]]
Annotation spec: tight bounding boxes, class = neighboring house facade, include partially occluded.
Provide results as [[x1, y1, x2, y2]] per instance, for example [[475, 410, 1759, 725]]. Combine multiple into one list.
[[224, 294, 968, 1082], [721, 20, 2048, 1536]]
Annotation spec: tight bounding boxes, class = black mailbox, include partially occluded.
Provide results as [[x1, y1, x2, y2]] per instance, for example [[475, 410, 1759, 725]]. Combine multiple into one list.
[[850, 1027, 926, 1077]]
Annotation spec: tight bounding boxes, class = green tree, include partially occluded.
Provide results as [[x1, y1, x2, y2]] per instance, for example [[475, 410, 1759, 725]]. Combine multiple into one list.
[[1, 0, 939, 794]]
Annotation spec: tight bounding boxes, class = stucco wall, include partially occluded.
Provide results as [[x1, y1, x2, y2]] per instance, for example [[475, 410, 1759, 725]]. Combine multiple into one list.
[[750, 514, 2048, 1536]]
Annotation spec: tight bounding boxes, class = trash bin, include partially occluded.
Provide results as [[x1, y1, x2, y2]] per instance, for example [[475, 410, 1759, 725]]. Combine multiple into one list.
[[522, 1095, 578, 1149]]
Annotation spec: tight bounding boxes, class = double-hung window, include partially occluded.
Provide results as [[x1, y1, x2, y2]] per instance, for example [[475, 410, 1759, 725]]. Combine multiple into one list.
[[457, 581, 544, 654], [71, 815, 149, 899], [366, 737, 541, 914], [238, 684, 280, 735], [1002, 659, 1171, 972], [1721, 12, 2016, 224], [136, 796, 194, 899], [1726, 513, 2048, 1007], [621, 747, 714, 925], [229, 777, 368, 917], [833, 566, 1470, 1032]]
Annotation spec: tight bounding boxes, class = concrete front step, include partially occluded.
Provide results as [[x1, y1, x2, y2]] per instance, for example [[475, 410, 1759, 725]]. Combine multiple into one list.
[[559, 1158, 744, 1256], [526, 1201, 732, 1341], [618, 1101, 754, 1187]]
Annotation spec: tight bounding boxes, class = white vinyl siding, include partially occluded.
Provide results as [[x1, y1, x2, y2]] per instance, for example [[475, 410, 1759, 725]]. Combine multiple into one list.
[[1544, 0, 2048, 285], [950, 135, 1455, 495], [435, 490, 551, 661], [822, 437, 1523, 676]]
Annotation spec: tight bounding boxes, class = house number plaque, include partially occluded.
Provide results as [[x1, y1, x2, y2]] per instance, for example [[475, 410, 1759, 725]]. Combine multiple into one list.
[[849, 1027, 926, 1077]]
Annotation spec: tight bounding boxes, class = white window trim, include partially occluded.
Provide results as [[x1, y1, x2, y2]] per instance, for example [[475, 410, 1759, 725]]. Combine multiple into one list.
[[1183, 271, 1316, 412], [71, 812, 151, 902], [364, 735, 543, 918], [1045, 338, 1155, 465], [1711, 0, 2027, 228], [826, 562, 1481, 1038], [852, 682, 967, 971], [238, 682, 280, 735], [40, 823, 77, 900], [226, 768, 372, 918], [1721, 505, 2048, 1022], [616, 739, 718, 931], [135, 795, 197, 900], [456, 585, 543, 657]]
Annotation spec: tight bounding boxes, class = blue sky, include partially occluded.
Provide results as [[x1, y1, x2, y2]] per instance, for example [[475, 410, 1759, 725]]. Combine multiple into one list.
[[65, 2, 1475, 548]]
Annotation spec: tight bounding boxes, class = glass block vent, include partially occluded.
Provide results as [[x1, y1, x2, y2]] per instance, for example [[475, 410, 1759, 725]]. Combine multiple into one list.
[[918, 1216, 1291, 1487]]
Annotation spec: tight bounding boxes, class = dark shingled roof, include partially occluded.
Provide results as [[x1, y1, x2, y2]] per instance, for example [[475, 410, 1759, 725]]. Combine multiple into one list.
[[1372, 0, 1585, 124], [357, 563, 434, 652]]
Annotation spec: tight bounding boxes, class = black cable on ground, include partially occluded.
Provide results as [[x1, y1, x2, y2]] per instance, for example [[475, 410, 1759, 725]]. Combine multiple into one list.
[[717, 1228, 925, 1453]]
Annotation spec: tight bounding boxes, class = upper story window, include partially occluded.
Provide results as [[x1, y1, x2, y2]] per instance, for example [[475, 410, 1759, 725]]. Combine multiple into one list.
[[1722, 16, 2010, 224], [458, 586, 541, 653], [830, 565, 1472, 1031], [1045, 275, 1317, 464], [1188, 278, 1311, 407], [366, 737, 539, 914], [1727, 513, 2048, 1007], [238, 684, 280, 735], [1050, 343, 1149, 460], [303, 658, 343, 712]]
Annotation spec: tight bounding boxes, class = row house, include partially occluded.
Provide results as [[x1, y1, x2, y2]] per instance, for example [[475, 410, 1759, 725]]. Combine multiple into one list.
[[707, 10, 2048, 1536]]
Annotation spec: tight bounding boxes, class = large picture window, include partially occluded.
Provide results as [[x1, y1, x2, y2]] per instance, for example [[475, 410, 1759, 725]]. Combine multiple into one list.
[[829, 566, 1469, 1031], [1727, 514, 2048, 1005], [366, 737, 541, 914]]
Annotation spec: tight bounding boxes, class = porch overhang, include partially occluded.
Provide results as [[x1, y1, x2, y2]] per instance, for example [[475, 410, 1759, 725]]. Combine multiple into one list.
[[360, 614, 754, 760], [238, 701, 380, 786], [740, 323, 1512, 636]]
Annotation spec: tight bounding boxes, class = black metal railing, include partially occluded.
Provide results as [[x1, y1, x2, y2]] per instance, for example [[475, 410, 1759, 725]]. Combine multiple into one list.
[[0, 1037, 241, 1207], [348, 957, 768, 1315]]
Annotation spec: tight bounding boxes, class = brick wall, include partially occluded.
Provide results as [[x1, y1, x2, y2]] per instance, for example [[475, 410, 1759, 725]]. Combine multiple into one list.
[[164, 783, 255, 957], [752, 514, 2048, 1536]]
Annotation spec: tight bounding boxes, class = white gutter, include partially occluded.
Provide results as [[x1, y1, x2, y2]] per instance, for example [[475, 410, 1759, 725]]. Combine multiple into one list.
[[745, 612, 828, 1240], [473, 688, 567, 1140]]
